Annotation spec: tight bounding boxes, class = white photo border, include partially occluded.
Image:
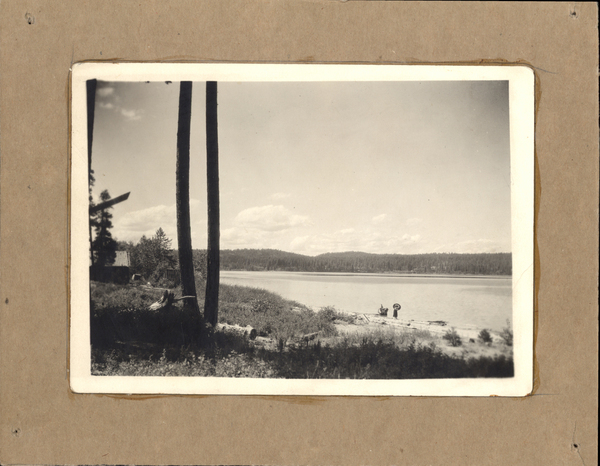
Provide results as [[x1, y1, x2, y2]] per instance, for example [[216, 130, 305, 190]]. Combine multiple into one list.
[[70, 63, 534, 396]]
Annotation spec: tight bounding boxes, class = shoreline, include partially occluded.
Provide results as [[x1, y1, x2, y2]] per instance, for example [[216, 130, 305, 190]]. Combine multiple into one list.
[[329, 310, 513, 360], [221, 270, 512, 280]]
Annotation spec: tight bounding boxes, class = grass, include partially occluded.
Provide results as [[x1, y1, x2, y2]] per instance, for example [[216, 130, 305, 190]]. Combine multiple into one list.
[[217, 284, 338, 347], [89, 280, 514, 379]]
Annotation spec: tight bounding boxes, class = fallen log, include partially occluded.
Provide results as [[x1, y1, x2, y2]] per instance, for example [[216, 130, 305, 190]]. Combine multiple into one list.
[[216, 323, 257, 340], [295, 331, 320, 343], [148, 290, 175, 311], [148, 291, 196, 312], [290, 331, 321, 348]]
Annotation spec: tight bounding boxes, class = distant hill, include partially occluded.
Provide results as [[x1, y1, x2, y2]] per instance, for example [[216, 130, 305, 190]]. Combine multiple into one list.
[[202, 248, 512, 276]]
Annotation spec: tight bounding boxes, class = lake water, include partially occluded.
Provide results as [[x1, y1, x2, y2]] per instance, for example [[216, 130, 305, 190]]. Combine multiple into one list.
[[220, 271, 512, 331]]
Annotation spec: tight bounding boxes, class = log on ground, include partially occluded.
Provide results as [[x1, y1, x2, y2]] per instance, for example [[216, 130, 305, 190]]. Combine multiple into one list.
[[216, 323, 257, 340]]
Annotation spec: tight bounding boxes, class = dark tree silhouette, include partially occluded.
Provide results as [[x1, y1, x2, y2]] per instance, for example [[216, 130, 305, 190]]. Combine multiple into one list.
[[204, 81, 220, 328], [87, 79, 97, 266], [129, 228, 176, 282], [91, 190, 117, 267], [175, 81, 199, 314]]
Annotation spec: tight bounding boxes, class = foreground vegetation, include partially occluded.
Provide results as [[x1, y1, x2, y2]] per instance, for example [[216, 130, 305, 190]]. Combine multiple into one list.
[[90, 280, 514, 379]]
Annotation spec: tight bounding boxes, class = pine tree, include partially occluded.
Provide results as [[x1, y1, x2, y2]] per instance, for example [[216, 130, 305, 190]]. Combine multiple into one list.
[[204, 81, 220, 328], [175, 81, 200, 314], [91, 190, 117, 267], [151, 227, 177, 283]]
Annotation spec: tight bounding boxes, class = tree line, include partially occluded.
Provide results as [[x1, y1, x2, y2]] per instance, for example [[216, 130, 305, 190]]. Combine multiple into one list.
[[100, 233, 511, 284], [216, 249, 512, 276]]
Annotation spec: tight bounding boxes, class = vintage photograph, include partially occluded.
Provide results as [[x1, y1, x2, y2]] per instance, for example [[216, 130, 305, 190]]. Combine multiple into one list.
[[70, 63, 534, 396]]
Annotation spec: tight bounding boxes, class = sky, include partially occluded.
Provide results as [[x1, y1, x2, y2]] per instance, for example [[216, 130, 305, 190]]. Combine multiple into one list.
[[90, 79, 511, 256]]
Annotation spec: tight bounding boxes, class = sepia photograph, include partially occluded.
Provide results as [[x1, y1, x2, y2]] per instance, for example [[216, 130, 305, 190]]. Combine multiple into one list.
[[70, 63, 534, 396]]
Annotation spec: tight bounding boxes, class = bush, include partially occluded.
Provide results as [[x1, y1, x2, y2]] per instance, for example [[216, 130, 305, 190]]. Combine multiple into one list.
[[443, 328, 462, 347], [478, 328, 493, 344], [217, 284, 337, 341], [317, 306, 337, 322], [500, 320, 513, 346]]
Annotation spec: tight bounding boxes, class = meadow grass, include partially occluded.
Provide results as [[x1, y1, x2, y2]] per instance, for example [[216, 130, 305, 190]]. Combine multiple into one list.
[[90, 281, 514, 379]]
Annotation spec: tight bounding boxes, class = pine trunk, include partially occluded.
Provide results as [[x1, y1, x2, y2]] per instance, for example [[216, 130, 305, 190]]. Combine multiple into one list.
[[204, 81, 220, 328], [176, 81, 199, 315]]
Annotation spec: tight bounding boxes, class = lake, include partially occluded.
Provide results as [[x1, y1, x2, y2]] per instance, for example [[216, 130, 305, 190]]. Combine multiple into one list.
[[220, 271, 512, 331]]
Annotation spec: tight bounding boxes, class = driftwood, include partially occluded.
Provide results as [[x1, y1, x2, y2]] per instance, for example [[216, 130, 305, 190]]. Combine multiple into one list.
[[148, 290, 196, 312], [290, 331, 322, 348], [216, 323, 257, 340], [300, 332, 320, 343], [149, 290, 175, 311]]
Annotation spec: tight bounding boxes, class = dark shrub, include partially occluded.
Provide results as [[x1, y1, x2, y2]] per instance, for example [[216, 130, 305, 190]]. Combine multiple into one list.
[[443, 328, 462, 347], [478, 328, 493, 344], [500, 320, 513, 346]]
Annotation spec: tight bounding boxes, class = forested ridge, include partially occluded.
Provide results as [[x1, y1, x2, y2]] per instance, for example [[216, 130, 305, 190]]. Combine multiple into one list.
[[206, 249, 511, 276]]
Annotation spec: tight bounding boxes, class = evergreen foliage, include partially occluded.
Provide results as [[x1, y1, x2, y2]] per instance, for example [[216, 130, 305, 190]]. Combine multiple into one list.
[[91, 189, 117, 267], [127, 228, 178, 285], [213, 248, 512, 275]]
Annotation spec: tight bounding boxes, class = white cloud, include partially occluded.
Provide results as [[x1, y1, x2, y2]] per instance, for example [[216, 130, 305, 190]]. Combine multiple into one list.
[[120, 108, 143, 121], [98, 102, 115, 109], [112, 199, 204, 246], [97, 87, 115, 97], [371, 214, 387, 224], [270, 192, 291, 200], [434, 239, 509, 254], [113, 204, 176, 242], [289, 227, 424, 256], [234, 205, 309, 232]]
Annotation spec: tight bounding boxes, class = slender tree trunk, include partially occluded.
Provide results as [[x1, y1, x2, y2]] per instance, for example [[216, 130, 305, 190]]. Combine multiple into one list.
[[86, 79, 97, 267], [176, 81, 199, 314], [204, 81, 220, 327]]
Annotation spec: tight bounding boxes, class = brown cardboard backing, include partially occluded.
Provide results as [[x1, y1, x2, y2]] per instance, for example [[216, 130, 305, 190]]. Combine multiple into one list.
[[0, 1, 597, 464]]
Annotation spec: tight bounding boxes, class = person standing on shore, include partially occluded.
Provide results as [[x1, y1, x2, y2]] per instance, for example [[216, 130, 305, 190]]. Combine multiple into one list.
[[393, 303, 401, 319]]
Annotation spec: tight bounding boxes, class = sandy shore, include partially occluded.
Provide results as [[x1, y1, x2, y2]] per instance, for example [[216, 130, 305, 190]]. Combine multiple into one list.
[[332, 312, 513, 359]]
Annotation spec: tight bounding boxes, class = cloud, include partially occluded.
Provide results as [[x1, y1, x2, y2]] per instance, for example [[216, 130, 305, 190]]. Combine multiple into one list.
[[289, 227, 423, 256], [97, 87, 115, 97], [221, 226, 293, 250], [234, 205, 310, 232], [219, 205, 310, 249], [371, 214, 387, 224], [270, 192, 291, 200], [113, 204, 176, 242], [120, 108, 143, 121], [434, 239, 509, 254], [112, 199, 204, 246], [95, 86, 143, 121]]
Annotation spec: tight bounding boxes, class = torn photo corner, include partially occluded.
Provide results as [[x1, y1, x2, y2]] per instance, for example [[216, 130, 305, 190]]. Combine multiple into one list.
[[70, 62, 534, 396]]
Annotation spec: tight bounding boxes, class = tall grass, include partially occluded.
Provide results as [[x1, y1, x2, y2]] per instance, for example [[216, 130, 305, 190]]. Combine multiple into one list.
[[217, 283, 338, 346], [90, 281, 514, 379], [256, 339, 513, 379]]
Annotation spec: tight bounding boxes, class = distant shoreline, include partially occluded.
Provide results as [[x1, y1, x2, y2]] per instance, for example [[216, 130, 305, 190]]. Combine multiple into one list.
[[221, 269, 512, 279], [214, 248, 513, 276]]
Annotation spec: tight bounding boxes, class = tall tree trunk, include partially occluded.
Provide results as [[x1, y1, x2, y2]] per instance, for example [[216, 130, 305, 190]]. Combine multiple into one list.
[[86, 79, 97, 267], [176, 81, 199, 314], [204, 81, 220, 327]]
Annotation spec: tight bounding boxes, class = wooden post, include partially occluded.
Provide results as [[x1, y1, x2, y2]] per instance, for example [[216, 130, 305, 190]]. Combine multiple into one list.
[[204, 81, 220, 328], [176, 81, 199, 315]]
